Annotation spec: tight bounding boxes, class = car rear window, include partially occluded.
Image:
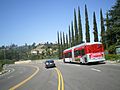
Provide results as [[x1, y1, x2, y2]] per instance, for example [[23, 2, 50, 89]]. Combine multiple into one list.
[[46, 60, 54, 63]]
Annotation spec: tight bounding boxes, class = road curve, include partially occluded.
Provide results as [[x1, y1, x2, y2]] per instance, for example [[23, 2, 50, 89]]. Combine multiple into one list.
[[0, 64, 40, 90], [9, 65, 39, 90]]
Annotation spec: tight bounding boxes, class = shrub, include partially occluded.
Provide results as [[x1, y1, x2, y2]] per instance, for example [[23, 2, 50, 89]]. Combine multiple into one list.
[[108, 45, 116, 54], [75, 58, 80, 61], [105, 54, 120, 61], [0, 62, 3, 71]]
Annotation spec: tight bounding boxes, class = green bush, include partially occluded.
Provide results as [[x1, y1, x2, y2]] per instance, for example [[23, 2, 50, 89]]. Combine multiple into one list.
[[105, 54, 120, 61], [75, 58, 80, 61], [108, 45, 116, 54], [0, 62, 3, 71]]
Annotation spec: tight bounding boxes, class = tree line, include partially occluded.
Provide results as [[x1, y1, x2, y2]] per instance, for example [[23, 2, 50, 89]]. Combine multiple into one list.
[[0, 43, 36, 61], [0, 42, 58, 61], [57, 0, 120, 59]]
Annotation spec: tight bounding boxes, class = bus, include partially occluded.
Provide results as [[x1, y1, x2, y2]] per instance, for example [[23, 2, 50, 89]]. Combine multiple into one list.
[[63, 42, 105, 64]]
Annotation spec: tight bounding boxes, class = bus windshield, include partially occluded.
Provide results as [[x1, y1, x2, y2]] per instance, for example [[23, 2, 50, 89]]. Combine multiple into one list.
[[64, 52, 72, 58]]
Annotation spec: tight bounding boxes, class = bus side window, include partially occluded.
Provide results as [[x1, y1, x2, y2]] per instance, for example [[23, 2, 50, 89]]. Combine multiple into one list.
[[81, 49, 85, 56], [74, 50, 78, 57], [78, 50, 81, 56], [74, 50, 77, 57], [74, 50, 81, 57]]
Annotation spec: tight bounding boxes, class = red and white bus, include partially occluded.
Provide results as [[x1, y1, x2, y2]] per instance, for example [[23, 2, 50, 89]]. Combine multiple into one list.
[[63, 42, 105, 64]]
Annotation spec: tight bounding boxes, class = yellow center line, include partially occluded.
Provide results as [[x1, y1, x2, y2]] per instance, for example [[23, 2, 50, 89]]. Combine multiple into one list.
[[55, 68, 64, 90], [59, 70, 64, 90], [55, 68, 61, 90], [9, 65, 39, 90]]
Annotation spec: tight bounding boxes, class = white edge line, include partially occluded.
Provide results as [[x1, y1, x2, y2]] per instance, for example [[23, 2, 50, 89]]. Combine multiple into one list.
[[91, 68, 101, 72]]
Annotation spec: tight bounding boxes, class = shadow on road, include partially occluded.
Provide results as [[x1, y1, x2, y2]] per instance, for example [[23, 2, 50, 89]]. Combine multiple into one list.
[[45, 66, 56, 69], [86, 62, 106, 66], [64, 61, 106, 66]]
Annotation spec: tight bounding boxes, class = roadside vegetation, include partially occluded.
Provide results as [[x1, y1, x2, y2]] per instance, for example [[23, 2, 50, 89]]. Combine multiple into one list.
[[105, 54, 120, 61]]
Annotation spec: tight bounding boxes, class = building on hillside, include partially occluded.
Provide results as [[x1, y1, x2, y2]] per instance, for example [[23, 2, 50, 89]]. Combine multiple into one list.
[[31, 49, 45, 55]]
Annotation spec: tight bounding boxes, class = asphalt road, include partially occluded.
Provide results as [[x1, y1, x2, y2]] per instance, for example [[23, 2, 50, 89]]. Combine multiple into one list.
[[0, 60, 120, 90]]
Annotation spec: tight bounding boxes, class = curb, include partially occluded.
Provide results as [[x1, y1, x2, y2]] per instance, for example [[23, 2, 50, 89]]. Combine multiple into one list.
[[105, 60, 120, 64], [0, 69, 8, 75]]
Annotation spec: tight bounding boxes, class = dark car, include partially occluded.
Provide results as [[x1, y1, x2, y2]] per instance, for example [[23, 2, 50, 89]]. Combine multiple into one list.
[[45, 60, 56, 68]]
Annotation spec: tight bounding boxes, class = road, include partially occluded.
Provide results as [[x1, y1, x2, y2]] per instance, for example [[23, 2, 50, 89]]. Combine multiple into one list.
[[0, 60, 120, 90]]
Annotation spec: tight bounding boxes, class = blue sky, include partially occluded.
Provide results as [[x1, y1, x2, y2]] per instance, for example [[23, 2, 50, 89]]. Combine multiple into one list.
[[0, 0, 115, 46]]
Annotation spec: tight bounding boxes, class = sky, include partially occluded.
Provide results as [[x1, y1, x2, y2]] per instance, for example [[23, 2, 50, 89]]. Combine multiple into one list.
[[0, 0, 115, 46]]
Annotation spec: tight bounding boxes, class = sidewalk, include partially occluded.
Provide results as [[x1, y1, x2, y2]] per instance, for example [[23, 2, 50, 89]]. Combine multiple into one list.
[[105, 60, 120, 64]]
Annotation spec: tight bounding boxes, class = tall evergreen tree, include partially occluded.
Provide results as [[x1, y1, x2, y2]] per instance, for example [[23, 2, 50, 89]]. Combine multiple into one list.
[[69, 25, 71, 47], [60, 32, 63, 58], [57, 31, 60, 59], [93, 12, 98, 42], [78, 6, 83, 44], [74, 8, 79, 45], [63, 32, 66, 50], [66, 33, 69, 49], [71, 21, 75, 46], [105, 12, 110, 49], [85, 4, 90, 42], [100, 9, 105, 47]]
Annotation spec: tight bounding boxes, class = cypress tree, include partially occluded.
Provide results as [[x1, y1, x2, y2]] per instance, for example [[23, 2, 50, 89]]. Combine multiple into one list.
[[60, 32, 63, 58], [74, 8, 79, 45], [69, 25, 71, 47], [78, 6, 83, 44], [63, 32, 66, 50], [93, 12, 98, 42], [71, 21, 75, 46], [106, 12, 109, 34], [85, 4, 90, 42], [57, 31, 61, 59], [66, 33, 69, 49], [105, 12, 109, 49], [100, 9, 105, 47]]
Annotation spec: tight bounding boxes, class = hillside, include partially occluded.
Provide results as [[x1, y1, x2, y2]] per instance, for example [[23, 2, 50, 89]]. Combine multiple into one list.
[[0, 43, 58, 61], [30, 43, 58, 59]]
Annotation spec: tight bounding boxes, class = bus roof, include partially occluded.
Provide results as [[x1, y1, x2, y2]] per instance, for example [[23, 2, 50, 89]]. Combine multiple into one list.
[[73, 42, 102, 49], [63, 47, 72, 52], [63, 42, 102, 52]]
